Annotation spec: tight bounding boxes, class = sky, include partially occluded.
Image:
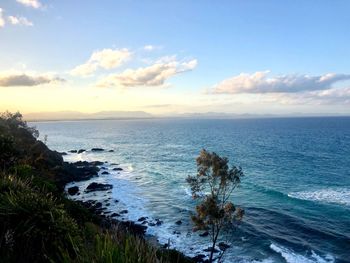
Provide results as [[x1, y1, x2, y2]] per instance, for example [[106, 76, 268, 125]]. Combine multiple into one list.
[[0, 0, 350, 116]]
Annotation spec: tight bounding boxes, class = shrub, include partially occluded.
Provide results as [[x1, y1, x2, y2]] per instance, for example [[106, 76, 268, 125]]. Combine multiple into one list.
[[0, 174, 82, 263]]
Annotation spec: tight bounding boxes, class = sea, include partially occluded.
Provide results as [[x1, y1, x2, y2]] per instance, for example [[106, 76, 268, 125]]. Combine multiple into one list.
[[32, 117, 350, 263]]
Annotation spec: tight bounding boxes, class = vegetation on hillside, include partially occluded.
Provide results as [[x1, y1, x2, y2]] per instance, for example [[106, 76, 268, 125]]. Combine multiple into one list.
[[0, 112, 193, 263]]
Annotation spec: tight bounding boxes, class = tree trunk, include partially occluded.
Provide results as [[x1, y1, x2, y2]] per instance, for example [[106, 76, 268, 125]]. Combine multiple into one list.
[[209, 229, 219, 263]]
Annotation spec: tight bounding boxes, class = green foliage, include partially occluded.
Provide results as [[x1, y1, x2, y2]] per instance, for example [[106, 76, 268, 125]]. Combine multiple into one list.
[[89, 228, 168, 263], [0, 112, 194, 263], [187, 149, 245, 262], [0, 174, 82, 263], [8, 164, 58, 193], [0, 134, 16, 170], [63, 199, 98, 225], [0, 111, 39, 138]]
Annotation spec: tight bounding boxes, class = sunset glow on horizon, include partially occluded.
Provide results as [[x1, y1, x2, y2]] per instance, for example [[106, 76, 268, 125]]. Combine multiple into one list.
[[1, 0, 350, 116]]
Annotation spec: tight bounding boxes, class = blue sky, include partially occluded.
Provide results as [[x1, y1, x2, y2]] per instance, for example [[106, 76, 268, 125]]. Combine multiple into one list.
[[0, 0, 350, 115]]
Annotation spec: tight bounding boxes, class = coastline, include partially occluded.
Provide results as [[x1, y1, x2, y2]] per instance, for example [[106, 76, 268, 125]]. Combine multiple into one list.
[[61, 150, 201, 261], [62, 150, 213, 262], [0, 113, 195, 263]]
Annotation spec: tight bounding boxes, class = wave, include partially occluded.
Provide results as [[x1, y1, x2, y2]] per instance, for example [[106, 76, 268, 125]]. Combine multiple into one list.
[[288, 188, 350, 206], [270, 243, 334, 263]]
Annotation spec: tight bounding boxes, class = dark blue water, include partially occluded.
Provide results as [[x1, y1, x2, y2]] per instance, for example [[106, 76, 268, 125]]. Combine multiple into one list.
[[34, 117, 350, 262]]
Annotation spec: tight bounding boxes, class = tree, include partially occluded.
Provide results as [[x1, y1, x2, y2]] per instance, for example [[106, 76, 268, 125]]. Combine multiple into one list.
[[0, 111, 39, 139], [187, 149, 244, 263]]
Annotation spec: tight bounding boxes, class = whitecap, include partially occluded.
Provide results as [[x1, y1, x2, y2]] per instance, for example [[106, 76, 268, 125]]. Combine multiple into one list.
[[270, 243, 334, 263], [288, 188, 350, 206]]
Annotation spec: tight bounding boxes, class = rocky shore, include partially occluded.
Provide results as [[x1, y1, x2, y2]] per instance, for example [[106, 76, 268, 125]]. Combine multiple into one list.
[[62, 148, 215, 262], [61, 148, 210, 262]]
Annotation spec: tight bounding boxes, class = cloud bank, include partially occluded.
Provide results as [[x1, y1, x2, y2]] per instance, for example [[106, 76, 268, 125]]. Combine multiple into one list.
[[71, 48, 131, 76], [0, 73, 65, 87], [16, 0, 42, 9], [212, 71, 350, 94], [0, 8, 33, 28], [97, 58, 197, 88], [8, 16, 33, 26], [280, 87, 350, 105]]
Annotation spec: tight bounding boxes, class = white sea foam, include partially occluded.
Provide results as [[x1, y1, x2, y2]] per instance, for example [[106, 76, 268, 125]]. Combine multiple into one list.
[[64, 154, 339, 263], [270, 243, 334, 263], [288, 188, 350, 206]]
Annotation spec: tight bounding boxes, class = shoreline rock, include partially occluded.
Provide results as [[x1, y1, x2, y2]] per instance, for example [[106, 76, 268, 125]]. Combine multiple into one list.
[[85, 182, 113, 192], [91, 148, 104, 152], [67, 186, 79, 195]]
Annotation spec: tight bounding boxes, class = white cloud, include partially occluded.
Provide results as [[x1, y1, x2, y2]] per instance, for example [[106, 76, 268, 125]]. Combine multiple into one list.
[[143, 45, 162, 51], [96, 58, 197, 88], [16, 0, 42, 9], [0, 8, 5, 28], [144, 45, 155, 51], [280, 87, 350, 105], [7, 16, 33, 26], [71, 63, 98, 77], [71, 48, 131, 76], [212, 71, 350, 94], [0, 72, 65, 87]]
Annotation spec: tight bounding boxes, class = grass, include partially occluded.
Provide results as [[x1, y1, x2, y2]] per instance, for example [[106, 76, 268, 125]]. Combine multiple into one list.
[[0, 112, 194, 263]]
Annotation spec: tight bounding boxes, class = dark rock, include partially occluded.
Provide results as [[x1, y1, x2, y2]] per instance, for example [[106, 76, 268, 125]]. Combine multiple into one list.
[[120, 210, 128, 214], [85, 182, 113, 192], [114, 200, 119, 203], [90, 161, 104, 166], [94, 202, 102, 208], [78, 149, 86, 154], [120, 221, 147, 235], [110, 163, 118, 165], [148, 222, 156, 226], [67, 186, 79, 195], [173, 231, 181, 235], [73, 161, 90, 166], [203, 247, 219, 253], [100, 167, 108, 170], [67, 161, 100, 181], [108, 150, 114, 152], [192, 254, 206, 262], [60, 152, 68, 156], [155, 219, 163, 226], [69, 150, 77, 153], [112, 167, 123, 171], [199, 231, 209, 237], [91, 148, 104, 152], [218, 242, 230, 251], [101, 171, 110, 175], [111, 213, 120, 217], [106, 203, 110, 207], [137, 217, 148, 222], [175, 220, 182, 225]]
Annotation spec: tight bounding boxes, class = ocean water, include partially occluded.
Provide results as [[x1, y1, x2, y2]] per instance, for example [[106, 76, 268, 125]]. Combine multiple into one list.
[[33, 117, 350, 263]]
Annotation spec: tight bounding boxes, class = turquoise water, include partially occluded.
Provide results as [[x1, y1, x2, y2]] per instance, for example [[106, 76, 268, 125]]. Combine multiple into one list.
[[34, 117, 350, 262]]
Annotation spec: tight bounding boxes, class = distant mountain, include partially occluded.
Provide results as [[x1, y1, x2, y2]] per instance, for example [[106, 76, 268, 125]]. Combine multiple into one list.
[[163, 112, 348, 119], [24, 111, 153, 121], [24, 110, 348, 121], [165, 112, 276, 119]]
